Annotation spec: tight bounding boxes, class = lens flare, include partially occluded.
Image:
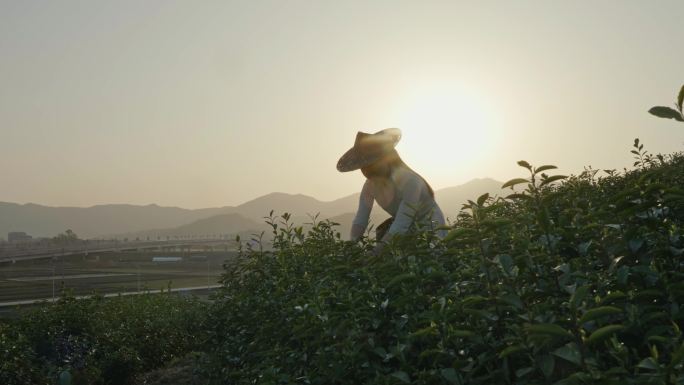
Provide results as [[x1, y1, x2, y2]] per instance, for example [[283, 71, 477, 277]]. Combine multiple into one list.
[[394, 85, 501, 183]]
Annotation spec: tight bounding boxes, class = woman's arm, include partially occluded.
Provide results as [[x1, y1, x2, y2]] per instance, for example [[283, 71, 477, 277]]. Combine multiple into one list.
[[350, 223, 366, 242], [350, 180, 373, 241]]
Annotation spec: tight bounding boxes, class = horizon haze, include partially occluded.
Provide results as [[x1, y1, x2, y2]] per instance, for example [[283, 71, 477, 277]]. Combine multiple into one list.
[[1, 1, 683, 209]]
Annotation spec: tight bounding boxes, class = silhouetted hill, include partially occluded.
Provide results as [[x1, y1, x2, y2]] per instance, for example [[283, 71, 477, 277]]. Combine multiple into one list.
[[115, 213, 267, 240], [435, 178, 506, 219], [233, 192, 334, 219], [0, 202, 235, 239]]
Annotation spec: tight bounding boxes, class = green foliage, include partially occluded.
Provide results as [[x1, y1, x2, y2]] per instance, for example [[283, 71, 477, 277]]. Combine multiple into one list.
[[4, 133, 684, 384], [649, 84, 684, 122], [203, 142, 684, 384], [0, 323, 44, 385], [53, 229, 79, 244], [0, 293, 207, 385]]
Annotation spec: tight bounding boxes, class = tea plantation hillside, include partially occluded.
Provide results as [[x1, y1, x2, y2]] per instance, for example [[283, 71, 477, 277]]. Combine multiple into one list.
[[2, 141, 684, 385], [203, 142, 684, 384]]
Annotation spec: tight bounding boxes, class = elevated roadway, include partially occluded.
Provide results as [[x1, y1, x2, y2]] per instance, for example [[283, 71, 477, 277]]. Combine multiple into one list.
[[0, 239, 235, 263]]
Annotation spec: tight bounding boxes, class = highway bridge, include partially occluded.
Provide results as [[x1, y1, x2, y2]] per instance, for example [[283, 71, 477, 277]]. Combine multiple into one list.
[[0, 238, 237, 263]]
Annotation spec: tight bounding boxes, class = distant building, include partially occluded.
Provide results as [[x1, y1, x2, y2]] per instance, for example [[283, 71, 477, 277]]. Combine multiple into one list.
[[8, 232, 32, 243]]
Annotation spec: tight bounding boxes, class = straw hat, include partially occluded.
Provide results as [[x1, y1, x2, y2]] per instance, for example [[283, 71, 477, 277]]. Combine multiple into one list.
[[336, 128, 402, 172]]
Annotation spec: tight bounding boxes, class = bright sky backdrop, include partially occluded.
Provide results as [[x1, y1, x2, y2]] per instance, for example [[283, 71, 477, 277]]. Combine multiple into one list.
[[1, 1, 683, 208]]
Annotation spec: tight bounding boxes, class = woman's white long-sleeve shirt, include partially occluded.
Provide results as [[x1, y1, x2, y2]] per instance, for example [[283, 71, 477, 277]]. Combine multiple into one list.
[[351, 167, 446, 239]]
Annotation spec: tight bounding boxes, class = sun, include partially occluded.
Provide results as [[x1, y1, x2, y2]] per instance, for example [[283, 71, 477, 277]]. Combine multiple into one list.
[[393, 85, 501, 183]]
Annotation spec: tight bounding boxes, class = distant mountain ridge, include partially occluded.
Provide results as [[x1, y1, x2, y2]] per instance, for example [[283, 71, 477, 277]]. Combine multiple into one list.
[[436, 177, 507, 219], [0, 178, 504, 240], [114, 213, 268, 240], [0, 202, 236, 239]]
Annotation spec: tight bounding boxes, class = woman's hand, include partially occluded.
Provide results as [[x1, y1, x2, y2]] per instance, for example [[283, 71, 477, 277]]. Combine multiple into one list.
[[372, 241, 386, 256], [350, 223, 366, 243]]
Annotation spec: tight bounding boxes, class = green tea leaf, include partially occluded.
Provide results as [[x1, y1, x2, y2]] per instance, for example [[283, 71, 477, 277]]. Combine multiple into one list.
[[497, 254, 514, 276], [553, 343, 582, 365], [502, 178, 529, 189], [637, 357, 660, 371], [390, 371, 410, 383], [387, 273, 416, 288], [499, 345, 525, 358], [451, 329, 474, 338], [535, 165, 558, 174], [633, 289, 663, 301], [570, 284, 590, 309], [668, 341, 684, 369], [647, 335, 669, 344], [476, 193, 490, 206], [517, 160, 532, 170], [461, 295, 488, 307], [577, 241, 592, 257], [579, 306, 622, 324], [527, 323, 573, 339], [410, 326, 437, 339], [649, 106, 684, 121], [539, 354, 555, 379], [586, 324, 624, 345], [553, 372, 591, 385], [418, 349, 445, 361], [540, 175, 567, 187], [642, 311, 668, 323], [444, 227, 476, 242], [506, 193, 533, 201], [440, 368, 459, 384], [464, 308, 495, 320], [373, 347, 389, 359], [670, 246, 684, 256], [617, 266, 629, 285], [628, 238, 644, 253], [515, 367, 534, 378], [499, 293, 523, 310], [600, 291, 626, 305]]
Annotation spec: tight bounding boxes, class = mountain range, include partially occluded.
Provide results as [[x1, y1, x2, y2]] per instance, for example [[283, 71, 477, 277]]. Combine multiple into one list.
[[0, 178, 505, 240]]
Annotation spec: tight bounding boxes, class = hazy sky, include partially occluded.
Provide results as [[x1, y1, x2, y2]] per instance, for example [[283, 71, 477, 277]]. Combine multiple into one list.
[[1, 1, 683, 209]]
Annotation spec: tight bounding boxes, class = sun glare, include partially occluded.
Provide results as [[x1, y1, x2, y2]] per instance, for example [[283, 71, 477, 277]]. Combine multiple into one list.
[[394, 86, 500, 183]]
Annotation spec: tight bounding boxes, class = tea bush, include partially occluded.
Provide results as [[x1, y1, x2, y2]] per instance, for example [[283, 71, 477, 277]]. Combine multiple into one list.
[[204, 143, 684, 384], [0, 293, 208, 385], [0, 322, 44, 385], [3, 140, 683, 385]]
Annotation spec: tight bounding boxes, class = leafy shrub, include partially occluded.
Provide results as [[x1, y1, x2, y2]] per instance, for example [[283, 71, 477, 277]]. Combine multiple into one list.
[[0, 293, 207, 385], [0, 322, 46, 385], [204, 143, 684, 384]]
